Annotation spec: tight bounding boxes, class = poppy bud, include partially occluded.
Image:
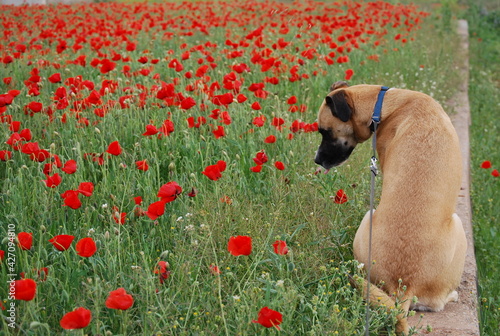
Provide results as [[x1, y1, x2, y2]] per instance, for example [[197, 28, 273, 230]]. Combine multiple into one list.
[[168, 162, 175, 171]]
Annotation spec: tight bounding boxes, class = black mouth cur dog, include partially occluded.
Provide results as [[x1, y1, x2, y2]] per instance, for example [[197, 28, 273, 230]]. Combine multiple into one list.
[[314, 81, 467, 335]]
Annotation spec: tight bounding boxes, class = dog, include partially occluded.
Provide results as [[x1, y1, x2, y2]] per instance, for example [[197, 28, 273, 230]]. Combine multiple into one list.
[[314, 81, 467, 335]]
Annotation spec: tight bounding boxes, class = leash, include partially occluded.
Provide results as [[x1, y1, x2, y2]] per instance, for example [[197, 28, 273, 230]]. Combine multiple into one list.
[[364, 86, 389, 336]]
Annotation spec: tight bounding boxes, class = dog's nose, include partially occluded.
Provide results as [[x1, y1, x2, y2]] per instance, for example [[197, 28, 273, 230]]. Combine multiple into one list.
[[314, 153, 322, 165]]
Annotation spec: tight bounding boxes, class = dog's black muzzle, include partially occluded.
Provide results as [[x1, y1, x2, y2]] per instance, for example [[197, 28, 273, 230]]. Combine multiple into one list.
[[314, 138, 355, 169]]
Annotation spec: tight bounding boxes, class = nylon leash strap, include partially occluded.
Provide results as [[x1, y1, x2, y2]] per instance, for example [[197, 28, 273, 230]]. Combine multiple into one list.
[[364, 86, 389, 336]]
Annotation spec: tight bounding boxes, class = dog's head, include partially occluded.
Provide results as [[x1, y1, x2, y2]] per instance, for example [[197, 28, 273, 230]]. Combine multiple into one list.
[[314, 81, 358, 169]]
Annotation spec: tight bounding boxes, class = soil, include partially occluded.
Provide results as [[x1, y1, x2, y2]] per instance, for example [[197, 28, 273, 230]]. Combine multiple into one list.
[[407, 20, 480, 336]]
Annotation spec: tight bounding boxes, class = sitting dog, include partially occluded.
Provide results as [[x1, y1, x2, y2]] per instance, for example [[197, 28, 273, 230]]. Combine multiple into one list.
[[314, 81, 467, 334]]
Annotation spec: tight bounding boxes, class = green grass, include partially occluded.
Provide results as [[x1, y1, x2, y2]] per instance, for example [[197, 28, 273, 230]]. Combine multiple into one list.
[[0, 1, 473, 335], [464, 1, 500, 335]]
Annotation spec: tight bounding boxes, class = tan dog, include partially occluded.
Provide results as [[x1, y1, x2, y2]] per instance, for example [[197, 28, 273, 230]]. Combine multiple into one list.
[[314, 81, 467, 335]]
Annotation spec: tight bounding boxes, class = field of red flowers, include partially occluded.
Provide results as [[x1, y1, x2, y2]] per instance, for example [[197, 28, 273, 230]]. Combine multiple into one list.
[[1, 1, 434, 334]]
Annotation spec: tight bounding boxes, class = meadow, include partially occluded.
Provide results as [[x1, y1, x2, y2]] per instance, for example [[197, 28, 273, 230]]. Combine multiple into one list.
[[466, 1, 500, 335], [0, 1, 471, 335]]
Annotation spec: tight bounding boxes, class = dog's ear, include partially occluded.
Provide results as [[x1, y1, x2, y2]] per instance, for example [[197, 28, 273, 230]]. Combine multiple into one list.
[[329, 81, 349, 92], [325, 90, 351, 122]]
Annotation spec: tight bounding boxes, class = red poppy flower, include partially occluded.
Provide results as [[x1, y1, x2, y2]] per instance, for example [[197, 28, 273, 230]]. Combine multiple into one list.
[[146, 200, 167, 220], [216, 160, 227, 172], [18, 232, 33, 250], [481, 160, 491, 169], [287, 96, 297, 104], [113, 211, 126, 224], [252, 307, 283, 329], [43, 173, 62, 188], [236, 93, 248, 103], [78, 182, 94, 197], [159, 119, 175, 137], [228, 235, 252, 256], [0, 93, 14, 107], [202, 161, 226, 181], [62, 160, 77, 174], [21, 142, 40, 155], [135, 160, 149, 171], [49, 235, 75, 251], [272, 240, 289, 255], [251, 102, 262, 110], [253, 151, 268, 165], [60, 307, 91, 330], [274, 161, 285, 170], [345, 69, 354, 80], [492, 169, 499, 177], [133, 196, 143, 205], [180, 97, 196, 110], [9, 121, 20, 132], [106, 141, 122, 156], [0, 250, 4, 261], [48, 73, 62, 83], [264, 135, 276, 143], [334, 189, 348, 204], [61, 190, 82, 209], [143, 124, 159, 136], [250, 165, 262, 173], [27, 101, 43, 113], [75, 237, 97, 257], [100, 59, 116, 74], [0, 150, 12, 161], [19, 128, 32, 141], [14, 278, 37, 301], [253, 115, 266, 127], [157, 181, 182, 202], [271, 117, 285, 130], [105, 288, 134, 310], [155, 261, 170, 284], [212, 125, 225, 139], [6, 133, 22, 150], [212, 92, 234, 106]]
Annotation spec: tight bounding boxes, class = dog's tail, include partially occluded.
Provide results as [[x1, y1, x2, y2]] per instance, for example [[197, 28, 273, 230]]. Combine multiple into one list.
[[348, 274, 411, 335]]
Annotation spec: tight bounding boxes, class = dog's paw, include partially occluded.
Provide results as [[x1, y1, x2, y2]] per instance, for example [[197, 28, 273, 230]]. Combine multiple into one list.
[[447, 290, 459, 303]]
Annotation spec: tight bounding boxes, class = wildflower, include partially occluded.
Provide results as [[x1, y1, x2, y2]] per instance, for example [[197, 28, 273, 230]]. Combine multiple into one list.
[[274, 161, 285, 170], [252, 307, 283, 329], [334, 189, 348, 204], [75, 237, 97, 257], [272, 240, 289, 255], [60, 307, 91, 330], [13, 279, 37, 301], [106, 141, 122, 156], [49, 235, 75, 251], [61, 160, 77, 174], [105, 288, 134, 310], [18, 232, 33, 250], [481, 160, 491, 169], [202, 161, 226, 181], [228, 235, 252, 256]]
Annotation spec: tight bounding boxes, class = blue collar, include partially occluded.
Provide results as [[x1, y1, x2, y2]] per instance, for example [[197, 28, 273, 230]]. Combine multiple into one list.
[[370, 86, 389, 132]]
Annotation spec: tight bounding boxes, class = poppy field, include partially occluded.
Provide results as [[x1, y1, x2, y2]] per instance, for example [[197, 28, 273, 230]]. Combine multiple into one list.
[[0, 0, 461, 334]]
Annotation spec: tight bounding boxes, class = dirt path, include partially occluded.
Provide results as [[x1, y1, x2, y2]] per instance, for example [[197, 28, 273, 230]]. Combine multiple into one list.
[[407, 19, 480, 336]]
